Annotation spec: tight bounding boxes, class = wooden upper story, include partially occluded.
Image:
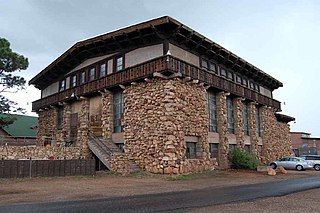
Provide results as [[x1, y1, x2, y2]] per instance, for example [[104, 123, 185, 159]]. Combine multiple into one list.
[[30, 16, 283, 111]]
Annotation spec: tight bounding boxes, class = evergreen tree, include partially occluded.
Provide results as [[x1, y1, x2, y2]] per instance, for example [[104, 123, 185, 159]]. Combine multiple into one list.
[[0, 37, 28, 126]]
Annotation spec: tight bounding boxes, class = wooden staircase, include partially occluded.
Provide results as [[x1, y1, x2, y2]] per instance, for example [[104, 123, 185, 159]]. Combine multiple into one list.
[[87, 132, 140, 173]]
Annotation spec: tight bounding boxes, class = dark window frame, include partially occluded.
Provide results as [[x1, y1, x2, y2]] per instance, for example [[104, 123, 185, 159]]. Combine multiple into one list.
[[255, 107, 261, 137], [57, 107, 64, 129], [227, 97, 234, 134], [186, 142, 197, 159], [242, 103, 249, 135], [206, 92, 217, 132], [113, 90, 124, 133], [89, 66, 96, 81], [79, 70, 86, 85], [115, 55, 123, 72], [99, 62, 106, 78], [70, 75, 77, 87], [59, 79, 66, 92], [209, 143, 219, 159], [220, 68, 227, 78]]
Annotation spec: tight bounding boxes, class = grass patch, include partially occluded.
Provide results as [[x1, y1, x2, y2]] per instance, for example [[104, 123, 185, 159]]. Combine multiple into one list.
[[167, 170, 225, 181]]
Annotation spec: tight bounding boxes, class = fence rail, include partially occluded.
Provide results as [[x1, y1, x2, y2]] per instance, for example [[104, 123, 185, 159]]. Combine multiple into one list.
[[0, 159, 95, 178]]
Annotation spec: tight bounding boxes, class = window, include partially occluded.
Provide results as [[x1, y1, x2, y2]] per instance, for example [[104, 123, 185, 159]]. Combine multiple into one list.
[[250, 81, 255, 90], [258, 145, 262, 155], [80, 71, 86, 84], [227, 97, 234, 134], [186, 142, 197, 159], [115, 56, 123, 72], [236, 75, 242, 84], [254, 84, 260, 92], [242, 78, 248, 87], [255, 107, 261, 136], [57, 107, 64, 129], [59, 79, 65, 91], [244, 145, 251, 153], [242, 104, 249, 135], [206, 92, 217, 132], [209, 143, 219, 159], [209, 62, 217, 73], [113, 90, 124, 133], [116, 143, 125, 152], [220, 68, 227, 78], [89, 67, 95, 81], [71, 75, 77, 87], [99, 63, 106, 77], [227, 71, 234, 81], [229, 144, 237, 152], [201, 58, 209, 69]]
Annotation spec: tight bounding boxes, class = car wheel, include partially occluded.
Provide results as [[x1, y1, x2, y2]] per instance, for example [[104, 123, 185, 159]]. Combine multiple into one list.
[[296, 165, 303, 171], [314, 164, 320, 171], [270, 163, 277, 169]]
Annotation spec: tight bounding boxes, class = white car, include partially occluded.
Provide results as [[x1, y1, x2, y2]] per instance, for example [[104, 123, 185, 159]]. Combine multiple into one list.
[[269, 156, 313, 171]]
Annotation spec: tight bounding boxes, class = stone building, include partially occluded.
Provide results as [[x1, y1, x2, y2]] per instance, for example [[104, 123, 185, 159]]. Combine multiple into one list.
[[27, 16, 295, 174]]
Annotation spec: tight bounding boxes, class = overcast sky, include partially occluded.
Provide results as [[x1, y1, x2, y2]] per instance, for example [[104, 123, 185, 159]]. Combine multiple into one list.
[[1, 0, 319, 136]]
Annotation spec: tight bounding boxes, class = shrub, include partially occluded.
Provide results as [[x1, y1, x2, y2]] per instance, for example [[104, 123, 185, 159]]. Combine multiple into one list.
[[229, 148, 259, 170]]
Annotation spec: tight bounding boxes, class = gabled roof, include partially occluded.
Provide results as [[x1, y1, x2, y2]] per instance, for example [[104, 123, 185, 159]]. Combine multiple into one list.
[[29, 16, 283, 90], [0, 114, 38, 137]]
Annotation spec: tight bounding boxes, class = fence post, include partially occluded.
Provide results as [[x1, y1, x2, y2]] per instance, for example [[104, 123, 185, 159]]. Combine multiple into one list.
[[29, 157, 32, 178]]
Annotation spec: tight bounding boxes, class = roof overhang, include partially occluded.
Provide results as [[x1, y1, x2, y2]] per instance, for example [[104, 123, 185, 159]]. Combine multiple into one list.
[[275, 113, 295, 123], [29, 16, 283, 90]]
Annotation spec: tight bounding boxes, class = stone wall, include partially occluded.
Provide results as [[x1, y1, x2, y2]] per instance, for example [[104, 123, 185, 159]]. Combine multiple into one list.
[[36, 108, 56, 146], [124, 78, 216, 174], [234, 98, 245, 151], [101, 91, 113, 139], [261, 107, 293, 163], [0, 146, 84, 160], [248, 103, 259, 157], [77, 97, 90, 157], [216, 92, 228, 169]]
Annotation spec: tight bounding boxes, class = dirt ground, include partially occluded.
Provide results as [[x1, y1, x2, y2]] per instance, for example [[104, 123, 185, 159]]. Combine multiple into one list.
[[0, 169, 319, 206]]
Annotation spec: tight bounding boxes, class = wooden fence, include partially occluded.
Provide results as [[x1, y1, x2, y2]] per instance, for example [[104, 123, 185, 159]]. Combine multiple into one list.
[[0, 159, 95, 178]]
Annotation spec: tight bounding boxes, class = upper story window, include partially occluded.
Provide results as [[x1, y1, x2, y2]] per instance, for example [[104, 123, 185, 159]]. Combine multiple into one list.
[[227, 97, 234, 134], [227, 70, 234, 81], [79, 71, 86, 85], [89, 67, 95, 81], [220, 68, 227, 78], [201, 58, 209, 70], [254, 84, 260, 92], [59, 79, 65, 91], [99, 63, 106, 77], [71, 75, 77, 87], [115, 56, 123, 72], [242, 78, 248, 87], [236, 75, 242, 84], [250, 81, 255, 90], [201, 58, 217, 74], [206, 92, 217, 132]]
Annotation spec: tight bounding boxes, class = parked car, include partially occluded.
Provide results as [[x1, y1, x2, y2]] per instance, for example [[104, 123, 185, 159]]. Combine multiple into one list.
[[300, 155, 320, 171], [269, 156, 313, 171]]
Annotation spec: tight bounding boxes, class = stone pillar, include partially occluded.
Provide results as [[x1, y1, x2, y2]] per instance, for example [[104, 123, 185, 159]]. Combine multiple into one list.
[[261, 106, 292, 163], [77, 97, 90, 156], [124, 78, 215, 174], [217, 92, 229, 169], [36, 108, 56, 146], [234, 98, 245, 151], [101, 91, 113, 139], [248, 102, 258, 157]]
